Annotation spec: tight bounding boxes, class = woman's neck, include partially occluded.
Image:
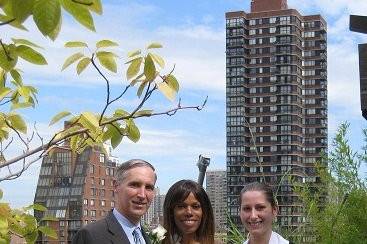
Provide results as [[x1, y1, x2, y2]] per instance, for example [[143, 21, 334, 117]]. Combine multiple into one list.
[[181, 233, 200, 244], [249, 230, 272, 244]]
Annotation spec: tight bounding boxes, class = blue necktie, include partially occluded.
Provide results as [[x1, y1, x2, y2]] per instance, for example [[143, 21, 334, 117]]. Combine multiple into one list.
[[132, 227, 143, 244]]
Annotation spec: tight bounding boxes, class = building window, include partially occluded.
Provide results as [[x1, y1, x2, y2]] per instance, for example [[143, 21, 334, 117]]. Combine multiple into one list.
[[269, 27, 276, 33], [90, 210, 96, 217], [99, 153, 105, 163], [90, 199, 95, 206], [83, 210, 88, 216], [269, 17, 277, 24], [83, 199, 88, 205], [303, 31, 315, 38], [249, 29, 256, 35], [101, 200, 106, 207], [249, 19, 256, 26], [271, 165, 277, 172], [100, 179, 105, 186], [89, 165, 95, 174]]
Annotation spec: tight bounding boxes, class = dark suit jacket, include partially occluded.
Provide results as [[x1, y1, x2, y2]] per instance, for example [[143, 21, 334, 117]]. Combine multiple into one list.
[[72, 211, 151, 244]]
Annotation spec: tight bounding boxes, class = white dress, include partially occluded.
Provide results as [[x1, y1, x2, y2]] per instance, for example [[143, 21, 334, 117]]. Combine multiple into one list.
[[243, 231, 289, 244]]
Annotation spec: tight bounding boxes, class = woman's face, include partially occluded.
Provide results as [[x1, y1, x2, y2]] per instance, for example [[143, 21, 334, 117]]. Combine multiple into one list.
[[173, 192, 203, 236], [240, 190, 277, 237]]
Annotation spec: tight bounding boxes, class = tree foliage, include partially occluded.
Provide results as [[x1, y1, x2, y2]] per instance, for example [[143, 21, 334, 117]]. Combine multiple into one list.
[[293, 123, 367, 243], [0, 0, 205, 242]]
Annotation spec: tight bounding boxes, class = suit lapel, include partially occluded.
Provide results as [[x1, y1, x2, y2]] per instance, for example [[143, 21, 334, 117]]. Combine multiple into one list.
[[141, 226, 151, 244], [105, 211, 130, 244]]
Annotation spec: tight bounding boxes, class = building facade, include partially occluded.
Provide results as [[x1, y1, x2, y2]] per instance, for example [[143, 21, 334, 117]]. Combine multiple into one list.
[[225, 0, 327, 233], [350, 15, 367, 120], [206, 170, 227, 232], [142, 187, 165, 227], [34, 145, 118, 243]]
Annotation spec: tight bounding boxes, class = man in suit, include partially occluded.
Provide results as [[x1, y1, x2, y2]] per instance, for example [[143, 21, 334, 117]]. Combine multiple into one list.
[[72, 159, 156, 244]]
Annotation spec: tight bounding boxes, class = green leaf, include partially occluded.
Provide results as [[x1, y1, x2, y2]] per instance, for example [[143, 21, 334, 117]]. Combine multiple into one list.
[[158, 82, 176, 101], [150, 53, 165, 69], [64, 41, 88, 48], [147, 42, 163, 49], [144, 54, 156, 81], [49, 111, 71, 125], [0, 45, 18, 71], [40, 216, 58, 222], [7, 113, 27, 133], [38, 226, 57, 239], [10, 69, 22, 84], [134, 109, 153, 117], [61, 52, 84, 71], [10, 101, 33, 110], [126, 57, 142, 80], [127, 49, 141, 58], [0, 0, 9, 7], [130, 73, 144, 87], [110, 125, 123, 149], [96, 40, 118, 48], [33, 0, 61, 37], [61, 0, 95, 31], [127, 119, 140, 143], [96, 51, 117, 73], [47, 14, 62, 41], [0, 87, 11, 100], [12, 38, 41, 49], [114, 109, 129, 117], [11, 0, 34, 23], [80, 112, 99, 131], [166, 74, 179, 92], [0, 189, 3, 200], [0, 13, 27, 30], [77, 57, 91, 75], [16, 45, 47, 65], [137, 81, 148, 98], [25, 203, 47, 212], [24, 231, 38, 243], [88, 0, 102, 14], [17, 86, 30, 101]]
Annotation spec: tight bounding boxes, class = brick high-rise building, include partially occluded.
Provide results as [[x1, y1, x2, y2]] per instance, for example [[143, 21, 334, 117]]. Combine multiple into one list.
[[206, 170, 227, 232], [225, 0, 327, 233], [34, 144, 118, 243]]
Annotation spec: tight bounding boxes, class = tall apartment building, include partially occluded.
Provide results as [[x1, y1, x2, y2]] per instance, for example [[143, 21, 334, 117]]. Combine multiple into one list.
[[206, 170, 227, 232], [226, 0, 327, 231], [34, 144, 118, 243], [142, 188, 166, 227]]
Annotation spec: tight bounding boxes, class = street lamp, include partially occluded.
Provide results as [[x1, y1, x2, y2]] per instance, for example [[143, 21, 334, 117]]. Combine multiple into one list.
[[196, 155, 210, 186]]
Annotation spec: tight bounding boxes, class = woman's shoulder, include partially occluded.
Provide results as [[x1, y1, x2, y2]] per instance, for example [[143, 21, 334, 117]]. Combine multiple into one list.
[[271, 231, 289, 244]]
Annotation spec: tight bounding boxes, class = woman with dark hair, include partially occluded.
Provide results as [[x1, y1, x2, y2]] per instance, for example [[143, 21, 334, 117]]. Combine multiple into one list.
[[163, 180, 215, 244], [240, 182, 289, 244]]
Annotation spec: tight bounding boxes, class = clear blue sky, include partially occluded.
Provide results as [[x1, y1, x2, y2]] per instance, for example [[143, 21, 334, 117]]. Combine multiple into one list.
[[1, 0, 367, 207]]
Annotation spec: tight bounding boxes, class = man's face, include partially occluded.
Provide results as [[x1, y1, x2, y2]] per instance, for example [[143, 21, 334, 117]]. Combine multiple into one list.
[[114, 166, 156, 224]]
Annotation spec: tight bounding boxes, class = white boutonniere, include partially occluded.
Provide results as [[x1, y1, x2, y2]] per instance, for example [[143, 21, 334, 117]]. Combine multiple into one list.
[[148, 225, 167, 244]]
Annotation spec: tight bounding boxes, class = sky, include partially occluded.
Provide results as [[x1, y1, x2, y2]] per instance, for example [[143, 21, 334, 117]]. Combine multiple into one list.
[[1, 0, 367, 208]]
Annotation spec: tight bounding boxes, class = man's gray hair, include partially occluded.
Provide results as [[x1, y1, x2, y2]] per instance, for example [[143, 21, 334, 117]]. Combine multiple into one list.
[[115, 159, 156, 182]]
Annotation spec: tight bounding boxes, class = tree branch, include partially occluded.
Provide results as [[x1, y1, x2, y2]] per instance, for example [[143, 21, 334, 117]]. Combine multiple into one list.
[[0, 18, 16, 26]]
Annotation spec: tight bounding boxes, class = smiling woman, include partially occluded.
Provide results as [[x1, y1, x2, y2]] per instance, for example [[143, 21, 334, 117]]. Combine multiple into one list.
[[163, 180, 215, 244], [240, 182, 289, 244]]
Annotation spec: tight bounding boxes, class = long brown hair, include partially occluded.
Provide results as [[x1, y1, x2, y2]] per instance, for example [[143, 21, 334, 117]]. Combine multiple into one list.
[[163, 180, 215, 244]]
